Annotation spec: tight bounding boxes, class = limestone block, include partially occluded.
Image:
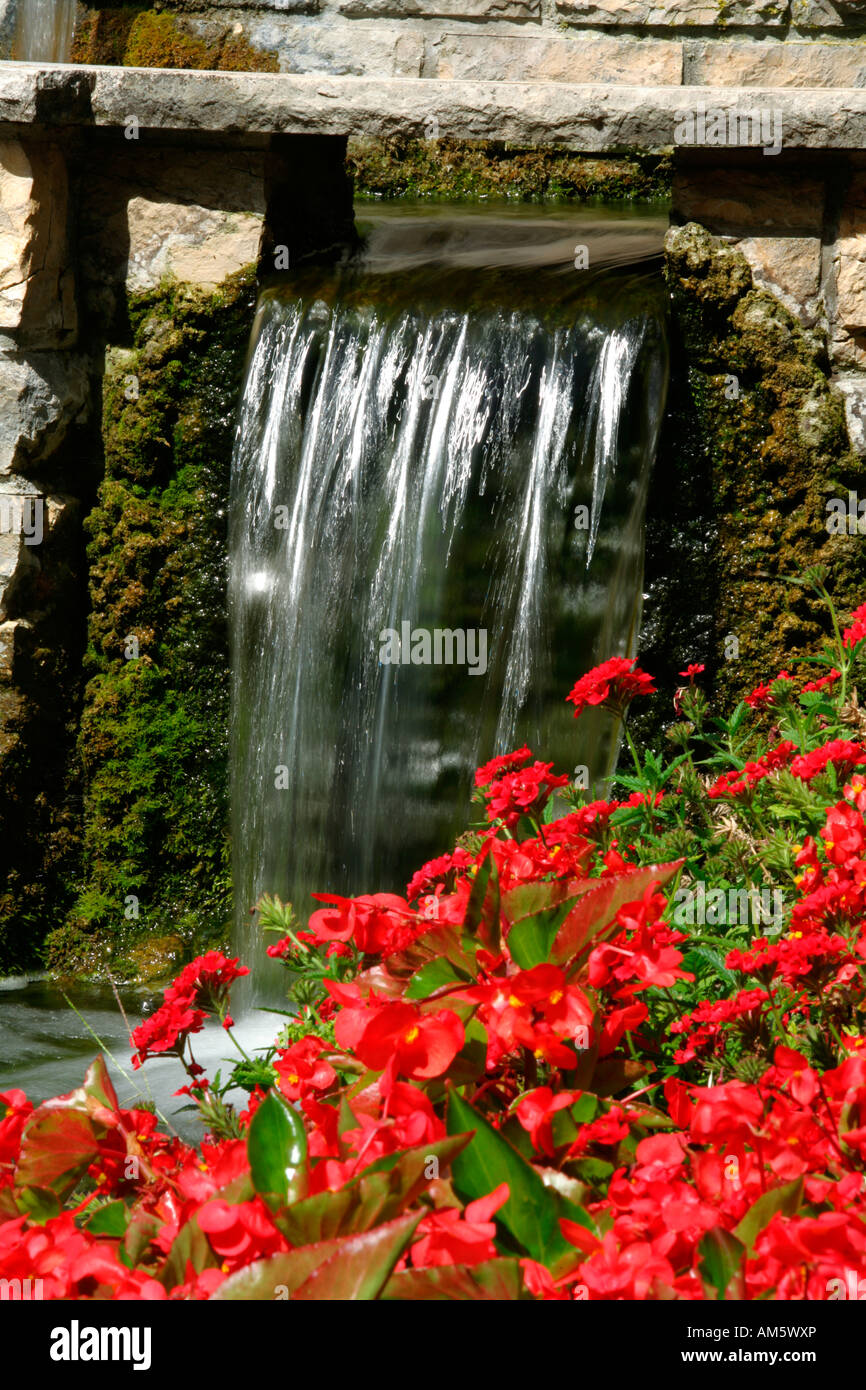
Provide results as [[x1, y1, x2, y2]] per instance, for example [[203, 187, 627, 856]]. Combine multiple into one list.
[[125, 199, 263, 292], [79, 150, 267, 296], [429, 33, 682, 84], [340, 0, 539, 15], [243, 17, 424, 76], [0, 138, 76, 348], [833, 376, 866, 456], [557, 0, 787, 24], [688, 39, 866, 88], [737, 236, 822, 324], [0, 351, 89, 475], [836, 174, 866, 334], [791, 0, 866, 27]]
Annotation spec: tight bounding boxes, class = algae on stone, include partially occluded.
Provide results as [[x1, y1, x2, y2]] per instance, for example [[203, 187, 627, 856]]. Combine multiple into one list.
[[43, 269, 257, 980], [638, 221, 866, 748]]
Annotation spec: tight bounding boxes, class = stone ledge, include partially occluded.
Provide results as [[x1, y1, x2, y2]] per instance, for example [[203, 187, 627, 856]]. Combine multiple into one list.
[[7, 65, 866, 150]]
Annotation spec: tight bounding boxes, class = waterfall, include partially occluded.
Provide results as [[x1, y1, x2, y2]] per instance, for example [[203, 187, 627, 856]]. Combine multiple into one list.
[[229, 214, 668, 995], [11, 0, 76, 61]]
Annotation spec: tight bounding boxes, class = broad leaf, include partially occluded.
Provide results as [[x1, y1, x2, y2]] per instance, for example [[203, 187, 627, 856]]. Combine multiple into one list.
[[15, 1107, 100, 1199], [213, 1211, 421, 1301], [276, 1135, 469, 1245], [446, 1087, 595, 1275], [248, 1091, 308, 1211], [551, 861, 684, 969], [734, 1178, 804, 1254], [699, 1227, 745, 1300], [15, 1185, 61, 1224], [381, 1257, 524, 1300], [85, 1200, 129, 1237]]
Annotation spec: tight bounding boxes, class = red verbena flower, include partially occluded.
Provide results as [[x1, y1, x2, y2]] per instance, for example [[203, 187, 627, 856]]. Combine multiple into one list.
[[566, 658, 656, 719]]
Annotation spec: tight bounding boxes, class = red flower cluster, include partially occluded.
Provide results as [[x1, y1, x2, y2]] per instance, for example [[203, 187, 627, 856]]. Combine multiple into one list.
[[130, 951, 248, 1068], [706, 740, 797, 800], [566, 657, 656, 718], [482, 760, 569, 828]]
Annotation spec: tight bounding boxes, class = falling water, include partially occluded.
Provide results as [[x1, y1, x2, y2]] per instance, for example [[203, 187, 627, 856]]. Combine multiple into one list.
[[230, 210, 668, 995], [11, 0, 76, 61]]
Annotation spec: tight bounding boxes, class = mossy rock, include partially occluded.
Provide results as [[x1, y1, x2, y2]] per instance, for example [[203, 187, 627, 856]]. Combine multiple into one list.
[[71, 7, 279, 72], [347, 137, 672, 205], [42, 269, 257, 977]]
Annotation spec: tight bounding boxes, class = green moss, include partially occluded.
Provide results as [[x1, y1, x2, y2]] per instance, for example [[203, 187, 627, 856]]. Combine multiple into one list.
[[71, 6, 280, 72], [348, 137, 672, 205], [43, 269, 258, 980], [638, 222, 866, 747]]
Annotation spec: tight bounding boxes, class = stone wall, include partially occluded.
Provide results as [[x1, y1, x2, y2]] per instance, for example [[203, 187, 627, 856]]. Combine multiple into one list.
[[63, 0, 866, 88]]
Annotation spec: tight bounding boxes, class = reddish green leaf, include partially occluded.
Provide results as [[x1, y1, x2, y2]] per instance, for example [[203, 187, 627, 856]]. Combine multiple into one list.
[[213, 1211, 420, 1301], [382, 1257, 525, 1300], [734, 1179, 804, 1254], [551, 861, 684, 969], [16, 1106, 101, 1198]]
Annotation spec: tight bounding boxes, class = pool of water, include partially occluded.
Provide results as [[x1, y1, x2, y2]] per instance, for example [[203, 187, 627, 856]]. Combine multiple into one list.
[[0, 977, 281, 1143]]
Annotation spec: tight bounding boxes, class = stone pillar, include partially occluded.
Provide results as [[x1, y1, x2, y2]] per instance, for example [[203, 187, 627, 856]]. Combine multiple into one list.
[[0, 135, 90, 960], [0, 136, 87, 679]]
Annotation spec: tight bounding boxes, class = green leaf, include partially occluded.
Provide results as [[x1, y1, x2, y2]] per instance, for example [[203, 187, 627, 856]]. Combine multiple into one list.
[[159, 1214, 219, 1291], [446, 1087, 595, 1275], [213, 1211, 421, 1301], [247, 1091, 308, 1212], [699, 1227, 745, 1299], [381, 1257, 525, 1301], [85, 1200, 129, 1237], [734, 1178, 804, 1254], [406, 955, 467, 1000], [15, 1185, 61, 1224], [464, 850, 501, 953]]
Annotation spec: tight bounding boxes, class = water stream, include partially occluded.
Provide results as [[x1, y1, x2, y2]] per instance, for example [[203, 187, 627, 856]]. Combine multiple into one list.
[[231, 206, 669, 998], [11, 0, 76, 61]]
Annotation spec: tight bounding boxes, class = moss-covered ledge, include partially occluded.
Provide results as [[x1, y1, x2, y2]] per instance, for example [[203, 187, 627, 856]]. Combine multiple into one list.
[[638, 221, 866, 744], [43, 268, 257, 981]]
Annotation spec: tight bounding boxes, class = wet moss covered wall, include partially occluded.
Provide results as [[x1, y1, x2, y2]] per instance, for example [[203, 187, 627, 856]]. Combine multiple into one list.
[[71, 3, 280, 71], [638, 222, 866, 749], [44, 270, 258, 980]]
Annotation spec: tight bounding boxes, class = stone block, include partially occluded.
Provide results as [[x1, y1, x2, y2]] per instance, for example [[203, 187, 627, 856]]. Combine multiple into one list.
[[341, 0, 539, 15], [244, 17, 424, 76], [688, 39, 866, 88], [557, 0, 787, 24], [737, 236, 822, 323], [0, 351, 89, 475], [833, 376, 866, 456], [429, 32, 682, 84], [0, 138, 76, 348]]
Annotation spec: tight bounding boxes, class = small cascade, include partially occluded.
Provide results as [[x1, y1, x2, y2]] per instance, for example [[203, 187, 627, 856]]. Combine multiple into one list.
[[11, 0, 76, 61], [229, 211, 668, 995]]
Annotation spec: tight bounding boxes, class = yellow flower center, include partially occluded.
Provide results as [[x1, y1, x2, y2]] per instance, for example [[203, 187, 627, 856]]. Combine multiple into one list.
[[549, 990, 563, 1005], [404, 1026, 420, 1045], [287, 1073, 300, 1086]]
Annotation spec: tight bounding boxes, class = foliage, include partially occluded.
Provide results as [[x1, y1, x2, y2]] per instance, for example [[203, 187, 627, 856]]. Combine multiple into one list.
[[5, 582, 866, 1298]]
